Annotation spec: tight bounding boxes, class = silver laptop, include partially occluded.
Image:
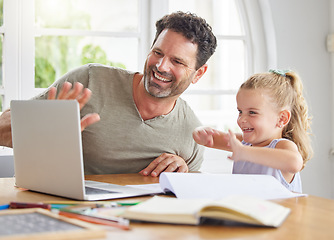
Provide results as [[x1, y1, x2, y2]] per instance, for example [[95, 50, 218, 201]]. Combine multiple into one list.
[[10, 100, 162, 201]]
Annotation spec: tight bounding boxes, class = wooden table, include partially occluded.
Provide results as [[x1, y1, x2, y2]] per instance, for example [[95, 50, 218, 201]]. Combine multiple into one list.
[[1, 174, 334, 239]]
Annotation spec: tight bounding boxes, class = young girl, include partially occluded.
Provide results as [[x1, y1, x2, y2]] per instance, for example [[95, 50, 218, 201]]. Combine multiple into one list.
[[193, 69, 313, 193]]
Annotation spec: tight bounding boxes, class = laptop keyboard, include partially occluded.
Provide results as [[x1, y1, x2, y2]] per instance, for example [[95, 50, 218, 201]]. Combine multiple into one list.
[[85, 186, 119, 195]]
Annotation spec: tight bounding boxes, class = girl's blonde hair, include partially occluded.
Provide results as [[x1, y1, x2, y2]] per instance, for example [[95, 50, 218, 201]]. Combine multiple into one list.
[[239, 70, 313, 168]]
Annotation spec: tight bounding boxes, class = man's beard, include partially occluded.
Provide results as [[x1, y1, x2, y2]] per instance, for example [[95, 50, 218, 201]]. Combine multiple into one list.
[[144, 66, 175, 98]]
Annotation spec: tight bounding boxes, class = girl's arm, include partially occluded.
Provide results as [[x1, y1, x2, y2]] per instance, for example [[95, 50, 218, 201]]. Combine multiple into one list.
[[227, 130, 303, 174], [192, 126, 242, 151]]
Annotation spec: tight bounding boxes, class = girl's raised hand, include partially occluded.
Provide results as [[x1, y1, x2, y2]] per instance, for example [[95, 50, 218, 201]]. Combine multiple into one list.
[[226, 129, 244, 161], [193, 126, 219, 147]]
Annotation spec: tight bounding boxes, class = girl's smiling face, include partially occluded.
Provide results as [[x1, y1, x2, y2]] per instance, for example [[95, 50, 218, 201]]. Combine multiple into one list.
[[236, 88, 283, 147]]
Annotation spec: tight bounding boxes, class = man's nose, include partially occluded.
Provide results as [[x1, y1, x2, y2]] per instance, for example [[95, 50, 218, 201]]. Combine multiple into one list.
[[156, 57, 171, 72]]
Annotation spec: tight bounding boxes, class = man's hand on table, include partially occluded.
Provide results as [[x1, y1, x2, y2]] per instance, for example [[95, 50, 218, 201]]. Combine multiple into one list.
[[139, 153, 189, 177]]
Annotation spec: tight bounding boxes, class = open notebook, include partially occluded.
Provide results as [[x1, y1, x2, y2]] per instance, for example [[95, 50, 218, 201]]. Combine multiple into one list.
[[10, 100, 163, 201]]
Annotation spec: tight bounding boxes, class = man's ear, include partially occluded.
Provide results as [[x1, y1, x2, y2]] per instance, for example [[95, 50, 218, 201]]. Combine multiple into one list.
[[277, 109, 291, 128], [192, 64, 208, 84]]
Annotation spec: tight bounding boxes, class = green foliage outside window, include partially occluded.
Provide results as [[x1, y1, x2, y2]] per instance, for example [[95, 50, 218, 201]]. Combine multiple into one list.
[[34, 0, 126, 88], [35, 42, 127, 88], [35, 57, 56, 88], [81, 44, 126, 69]]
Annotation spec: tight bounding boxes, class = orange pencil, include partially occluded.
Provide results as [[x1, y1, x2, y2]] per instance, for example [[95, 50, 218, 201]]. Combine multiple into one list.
[[59, 210, 130, 230]]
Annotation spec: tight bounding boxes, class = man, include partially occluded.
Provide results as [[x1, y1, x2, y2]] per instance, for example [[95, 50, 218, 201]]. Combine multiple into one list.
[[0, 11, 217, 176]]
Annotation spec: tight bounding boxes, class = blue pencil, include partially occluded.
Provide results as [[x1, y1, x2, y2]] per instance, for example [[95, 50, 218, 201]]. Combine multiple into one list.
[[0, 204, 10, 210]]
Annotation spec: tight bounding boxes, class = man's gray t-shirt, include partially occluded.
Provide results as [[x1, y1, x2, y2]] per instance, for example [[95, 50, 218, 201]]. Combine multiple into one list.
[[35, 64, 204, 174]]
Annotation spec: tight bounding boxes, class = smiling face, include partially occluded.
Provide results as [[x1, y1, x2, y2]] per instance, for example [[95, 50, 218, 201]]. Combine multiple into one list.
[[236, 88, 283, 147], [143, 29, 205, 98]]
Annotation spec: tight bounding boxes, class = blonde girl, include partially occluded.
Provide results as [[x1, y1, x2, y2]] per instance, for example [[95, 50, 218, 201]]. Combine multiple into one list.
[[193, 70, 312, 193]]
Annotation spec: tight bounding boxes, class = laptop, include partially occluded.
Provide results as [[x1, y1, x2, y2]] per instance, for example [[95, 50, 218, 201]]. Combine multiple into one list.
[[10, 100, 163, 201]]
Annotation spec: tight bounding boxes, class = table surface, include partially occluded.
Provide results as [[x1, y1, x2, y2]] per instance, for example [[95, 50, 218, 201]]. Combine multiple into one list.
[[1, 173, 334, 240]]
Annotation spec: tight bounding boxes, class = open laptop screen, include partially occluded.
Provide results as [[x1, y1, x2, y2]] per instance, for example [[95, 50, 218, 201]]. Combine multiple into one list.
[[11, 100, 87, 199]]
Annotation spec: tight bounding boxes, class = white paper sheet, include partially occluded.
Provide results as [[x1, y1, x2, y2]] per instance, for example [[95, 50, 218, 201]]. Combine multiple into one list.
[[159, 172, 307, 200]]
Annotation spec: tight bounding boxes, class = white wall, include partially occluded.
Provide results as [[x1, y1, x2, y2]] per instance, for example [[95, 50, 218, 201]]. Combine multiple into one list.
[[269, 0, 333, 199]]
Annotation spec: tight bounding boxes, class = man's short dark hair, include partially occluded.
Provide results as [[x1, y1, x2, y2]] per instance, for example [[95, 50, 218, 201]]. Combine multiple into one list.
[[153, 11, 217, 70]]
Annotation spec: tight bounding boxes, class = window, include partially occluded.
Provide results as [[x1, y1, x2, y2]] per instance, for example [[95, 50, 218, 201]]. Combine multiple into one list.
[[34, 0, 142, 89], [168, 0, 247, 131], [1, 0, 150, 105]]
